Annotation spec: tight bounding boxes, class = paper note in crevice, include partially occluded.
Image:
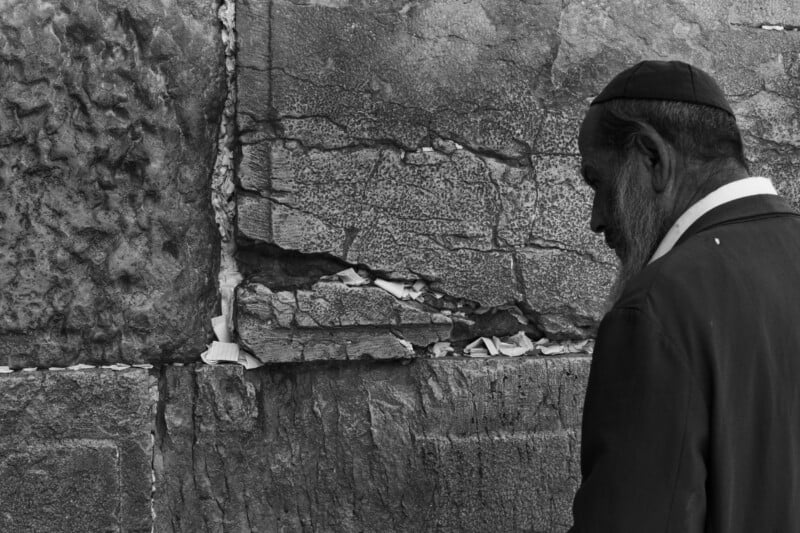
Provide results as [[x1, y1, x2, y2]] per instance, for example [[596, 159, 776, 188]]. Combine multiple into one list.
[[464, 337, 498, 357], [493, 331, 535, 357], [201, 341, 241, 364], [211, 315, 231, 343], [430, 341, 453, 358], [537, 339, 592, 355], [336, 267, 369, 286], [67, 364, 96, 371], [374, 278, 408, 299], [101, 363, 132, 371], [396, 338, 415, 352]]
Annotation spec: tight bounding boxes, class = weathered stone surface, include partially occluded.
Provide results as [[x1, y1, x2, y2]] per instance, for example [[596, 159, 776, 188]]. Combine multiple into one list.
[[0, 369, 156, 531], [237, 0, 563, 157], [0, 0, 226, 367], [238, 141, 532, 305], [237, 281, 453, 362], [234, 0, 800, 341], [728, 0, 800, 26], [155, 356, 589, 532], [519, 249, 616, 339], [235, 0, 590, 338]]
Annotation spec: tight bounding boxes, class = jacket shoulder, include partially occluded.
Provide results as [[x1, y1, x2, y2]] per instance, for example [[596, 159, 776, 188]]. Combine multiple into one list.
[[613, 233, 723, 313]]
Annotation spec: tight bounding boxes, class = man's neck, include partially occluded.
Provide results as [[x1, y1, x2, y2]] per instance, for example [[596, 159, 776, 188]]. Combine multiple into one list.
[[647, 176, 777, 265], [662, 161, 750, 233]]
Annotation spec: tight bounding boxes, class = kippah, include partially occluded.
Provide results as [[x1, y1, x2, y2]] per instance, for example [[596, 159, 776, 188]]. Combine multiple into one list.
[[591, 60, 734, 117]]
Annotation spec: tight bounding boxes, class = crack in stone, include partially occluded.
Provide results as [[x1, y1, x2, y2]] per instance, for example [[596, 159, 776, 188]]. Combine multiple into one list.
[[523, 238, 617, 267], [236, 241, 548, 356], [151, 365, 169, 532], [730, 22, 800, 31], [253, 110, 577, 165]]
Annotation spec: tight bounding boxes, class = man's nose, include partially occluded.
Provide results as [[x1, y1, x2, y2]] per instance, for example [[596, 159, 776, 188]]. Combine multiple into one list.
[[590, 196, 606, 234]]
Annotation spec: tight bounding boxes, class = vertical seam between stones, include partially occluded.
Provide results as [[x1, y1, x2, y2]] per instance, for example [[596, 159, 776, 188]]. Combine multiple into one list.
[[151, 365, 168, 532], [213, 0, 242, 343]]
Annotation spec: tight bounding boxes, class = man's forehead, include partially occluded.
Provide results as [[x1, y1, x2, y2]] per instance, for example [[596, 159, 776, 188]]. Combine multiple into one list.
[[577, 106, 604, 155]]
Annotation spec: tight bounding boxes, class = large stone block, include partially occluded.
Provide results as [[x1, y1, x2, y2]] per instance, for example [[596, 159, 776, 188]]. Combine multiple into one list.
[[237, 281, 452, 363], [234, 0, 601, 340], [238, 141, 532, 305], [0, 369, 157, 531], [418, 432, 578, 532], [234, 0, 800, 342], [728, 0, 800, 26], [237, 0, 564, 157], [518, 248, 616, 339], [0, 0, 226, 368], [155, 356, 590, 532]]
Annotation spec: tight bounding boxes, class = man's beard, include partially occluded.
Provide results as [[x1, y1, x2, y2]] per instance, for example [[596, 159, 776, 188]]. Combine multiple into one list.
[[607, 157, 670, 306]]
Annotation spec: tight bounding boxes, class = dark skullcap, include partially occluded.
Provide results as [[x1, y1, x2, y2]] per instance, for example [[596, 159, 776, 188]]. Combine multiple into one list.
[[591, 60, 735, 117]]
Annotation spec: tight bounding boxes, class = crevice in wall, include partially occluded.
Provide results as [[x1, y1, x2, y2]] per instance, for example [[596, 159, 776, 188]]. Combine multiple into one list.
[[149, 430, 157, 532], [731, 22, 800, 31], [430, 132, 532, 168], [236, 239, 350, 290], [243, 117, 535, 168], [234, 238, 592, 359], [0, 363, 157, 374], [150, 365, 168, 532], [212, 0, 242, 342], [227, 2, 600, 362]]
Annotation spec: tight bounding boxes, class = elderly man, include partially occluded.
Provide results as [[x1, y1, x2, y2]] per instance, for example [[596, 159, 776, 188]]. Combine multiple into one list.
[[569, 60, 800, 532]]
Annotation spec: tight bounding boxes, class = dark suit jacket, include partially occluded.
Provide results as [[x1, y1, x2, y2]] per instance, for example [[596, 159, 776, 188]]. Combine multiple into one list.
[[570, 194, 800, 532]]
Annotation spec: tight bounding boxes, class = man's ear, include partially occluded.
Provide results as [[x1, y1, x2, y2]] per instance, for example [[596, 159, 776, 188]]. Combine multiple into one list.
[[631, 123, 673, 194]]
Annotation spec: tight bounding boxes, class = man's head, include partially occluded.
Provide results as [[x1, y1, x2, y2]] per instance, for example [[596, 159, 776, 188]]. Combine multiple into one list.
[[579, 60, 749, 300]]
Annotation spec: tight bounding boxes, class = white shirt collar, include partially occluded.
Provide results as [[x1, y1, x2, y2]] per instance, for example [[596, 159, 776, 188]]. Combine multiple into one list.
[[648, 177, 778, 264]]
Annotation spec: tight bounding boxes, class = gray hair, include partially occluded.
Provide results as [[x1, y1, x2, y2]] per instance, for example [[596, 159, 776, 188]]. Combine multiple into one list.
[[594, 99, 749, 176]]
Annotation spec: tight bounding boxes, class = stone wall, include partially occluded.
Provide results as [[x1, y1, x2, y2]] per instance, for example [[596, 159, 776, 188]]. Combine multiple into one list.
[[2, 0, 800, 531]]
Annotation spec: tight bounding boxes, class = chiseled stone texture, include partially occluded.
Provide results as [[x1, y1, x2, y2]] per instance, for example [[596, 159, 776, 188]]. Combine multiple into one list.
[[237, 281, 453, 363], [235, 0, 800, 344], [0, 369, 157, 532], [235, 0, 612, 344], [155, 356, 589, 532], [0, 0, 226, 368]]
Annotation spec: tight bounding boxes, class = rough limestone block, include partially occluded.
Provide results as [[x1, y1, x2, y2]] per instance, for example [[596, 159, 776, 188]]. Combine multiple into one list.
[[237, 0, 564, 157], [0, 0, 226, 368], [418, 432, 578, 532], [238, 141, 531, 305], [235, 0, 800, 342], [519, 249, 616, 339], [237, 281, 453, 362], [0, 369, 156, 531], [155, 357, 590, 532], [529, 156, 612, 259], [235, 0, 603, 340], [728, 0, 800, 26]]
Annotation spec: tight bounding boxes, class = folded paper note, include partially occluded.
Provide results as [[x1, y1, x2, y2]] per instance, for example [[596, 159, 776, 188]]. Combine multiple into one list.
[[430, 341, 453, 358], [336, 267, 369, 286], [464, 337, 498, 357], [492, 331, 534, 357], [201, 341, 241, 364]]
